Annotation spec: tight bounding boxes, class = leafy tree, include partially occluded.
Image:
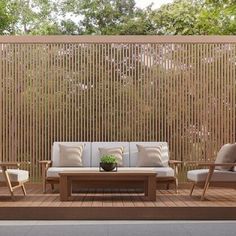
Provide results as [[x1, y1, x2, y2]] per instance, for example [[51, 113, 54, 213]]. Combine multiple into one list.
[[9, 0, 61, 35], [61, 0, 153, 34], [0, 0, 13, 34], [151, 0, 236, 35], [196, 0, 236, 34]]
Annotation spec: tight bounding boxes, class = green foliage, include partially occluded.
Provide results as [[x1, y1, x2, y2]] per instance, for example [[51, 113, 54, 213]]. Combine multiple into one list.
[[0, 0, 13, 34], [196, 0, 236, 34], [151, 0, 203, 35], [100, 155, 117, 164], [151, 0, 236, 35], [0, 0, 236, 35]]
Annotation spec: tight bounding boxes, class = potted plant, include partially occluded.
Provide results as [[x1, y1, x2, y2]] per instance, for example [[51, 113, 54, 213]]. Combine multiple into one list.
[[99, 155, 117, 171]]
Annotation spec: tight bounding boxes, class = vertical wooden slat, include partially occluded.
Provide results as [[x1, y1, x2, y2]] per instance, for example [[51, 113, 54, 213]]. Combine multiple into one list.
[[0, 37, 235, 182]]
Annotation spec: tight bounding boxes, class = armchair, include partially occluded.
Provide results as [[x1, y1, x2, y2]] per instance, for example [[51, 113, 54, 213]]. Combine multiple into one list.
[[0, 162, 30, 199]]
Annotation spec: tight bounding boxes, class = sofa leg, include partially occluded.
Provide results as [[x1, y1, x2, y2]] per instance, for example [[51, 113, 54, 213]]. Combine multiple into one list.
[[51, 184, 55, 192], [190, 183, 195, 196], [43, 180, 47, 193], [166, 183, 170, 190], [175, 178, 178, 194]]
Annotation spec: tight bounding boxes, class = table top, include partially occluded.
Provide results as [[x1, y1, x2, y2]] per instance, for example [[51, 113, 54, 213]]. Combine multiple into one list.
[[59, 169, 157, 176]]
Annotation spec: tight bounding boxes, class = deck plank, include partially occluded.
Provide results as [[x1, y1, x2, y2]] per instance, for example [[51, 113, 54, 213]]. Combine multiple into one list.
[[1, 184, 236, 220]]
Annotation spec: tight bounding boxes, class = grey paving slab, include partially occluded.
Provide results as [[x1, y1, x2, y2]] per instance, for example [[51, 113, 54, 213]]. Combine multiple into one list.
[[0, 221, 236, 236]]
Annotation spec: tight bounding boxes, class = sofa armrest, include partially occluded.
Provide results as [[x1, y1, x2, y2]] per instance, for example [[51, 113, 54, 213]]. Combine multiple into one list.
[[169, 160, 182, 165], [39, 160, 52, 165], [39, 160, 52, 177], [39, 160, 52, 171], [168, 160, 182, 176], [39, 160, 52, 193]]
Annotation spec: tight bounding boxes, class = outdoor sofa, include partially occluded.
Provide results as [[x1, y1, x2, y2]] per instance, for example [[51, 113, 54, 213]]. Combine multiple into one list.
[[40, 142, 181, 193]]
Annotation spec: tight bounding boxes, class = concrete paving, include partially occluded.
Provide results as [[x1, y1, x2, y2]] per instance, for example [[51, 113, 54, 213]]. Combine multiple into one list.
[[0, 221, 236, 236]]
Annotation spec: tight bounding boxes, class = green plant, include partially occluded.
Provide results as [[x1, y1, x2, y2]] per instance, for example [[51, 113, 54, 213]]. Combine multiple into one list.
[[100, 155, 117, 164]]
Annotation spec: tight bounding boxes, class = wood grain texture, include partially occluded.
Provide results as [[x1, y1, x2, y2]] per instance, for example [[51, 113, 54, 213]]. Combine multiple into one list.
[[0, 184, 236, 220], [0, 37, 235, 182]]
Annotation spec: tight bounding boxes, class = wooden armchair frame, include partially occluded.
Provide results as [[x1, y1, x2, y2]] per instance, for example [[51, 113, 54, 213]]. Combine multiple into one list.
[[186, 161, 236, 200], [39, 159, 182, 194], [0, 162, 30, 199]]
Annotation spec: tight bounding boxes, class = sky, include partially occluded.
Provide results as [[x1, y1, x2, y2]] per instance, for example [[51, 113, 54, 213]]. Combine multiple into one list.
[[135, 0, 174, 9]]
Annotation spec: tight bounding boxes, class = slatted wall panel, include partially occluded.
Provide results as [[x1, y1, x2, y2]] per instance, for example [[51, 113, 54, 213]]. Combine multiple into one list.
[[0, 37, 235, 181]]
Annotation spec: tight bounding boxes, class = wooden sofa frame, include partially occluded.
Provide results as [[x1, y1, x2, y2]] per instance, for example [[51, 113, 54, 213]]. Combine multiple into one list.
[[186, 162, 236, 200], [39, 160, 182, 194], [0, 162, 29, 199]]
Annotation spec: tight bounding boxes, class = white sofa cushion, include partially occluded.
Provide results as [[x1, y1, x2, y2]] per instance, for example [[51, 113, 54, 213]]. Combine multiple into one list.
[[91, 142, 129, 167], [59, 144, 84, 167], [52, 142, 91, 167], [130, 142, 169, 167], [46, 166, 174, 178], [0, 169, 29, 182], [136, 144, 163, 167], [187, 169, 236, 182], [99, 146, 124, 166]]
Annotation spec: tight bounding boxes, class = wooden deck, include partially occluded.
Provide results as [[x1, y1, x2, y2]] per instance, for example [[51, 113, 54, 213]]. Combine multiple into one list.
[[0, 184, 236, 220]]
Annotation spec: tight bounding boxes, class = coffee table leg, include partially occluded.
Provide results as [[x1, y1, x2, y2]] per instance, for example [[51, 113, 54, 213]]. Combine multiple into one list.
[[144, 180, 148, 196], [147, 176, 156, 201], [60, 176, 71, 201]]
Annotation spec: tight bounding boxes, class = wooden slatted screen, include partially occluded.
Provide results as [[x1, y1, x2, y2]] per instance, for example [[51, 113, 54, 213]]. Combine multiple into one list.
[[0, 36, 235, 181]]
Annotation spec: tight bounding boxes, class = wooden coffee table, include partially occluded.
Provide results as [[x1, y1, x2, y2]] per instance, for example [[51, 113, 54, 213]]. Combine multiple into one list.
[[59, 170, 157, 201]]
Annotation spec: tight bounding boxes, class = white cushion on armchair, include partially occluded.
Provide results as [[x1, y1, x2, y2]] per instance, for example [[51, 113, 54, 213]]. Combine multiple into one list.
[[0, 169, 29, 182], [187, 169, 236, 182]]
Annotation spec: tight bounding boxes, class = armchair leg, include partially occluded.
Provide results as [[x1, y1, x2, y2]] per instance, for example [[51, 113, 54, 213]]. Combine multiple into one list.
[[201, 166, 214, 201], [190, 183, 195, 196], [21, 184, 27, 195]]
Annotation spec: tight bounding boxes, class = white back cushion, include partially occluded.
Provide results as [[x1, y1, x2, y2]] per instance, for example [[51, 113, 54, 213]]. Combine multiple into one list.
[[130, 142, 169, 167], [52, 142, 91, 167], [91, 142, 130, 167]]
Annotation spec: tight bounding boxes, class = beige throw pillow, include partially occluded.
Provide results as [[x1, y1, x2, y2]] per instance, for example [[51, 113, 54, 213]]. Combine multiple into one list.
[[136, 144, 163, 167], [99, 146, 124, 166], [215, 143, 236, 171], [59, 144, 84, 167]]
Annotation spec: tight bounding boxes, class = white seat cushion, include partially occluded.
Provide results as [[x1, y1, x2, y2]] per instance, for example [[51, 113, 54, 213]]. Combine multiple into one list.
[[47, 167, 175, 178], [187, 169, 236, 182], [0, 169, 29, 182]]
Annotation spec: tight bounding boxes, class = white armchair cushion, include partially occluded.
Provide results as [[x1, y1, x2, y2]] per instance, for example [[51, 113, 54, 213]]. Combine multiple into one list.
[[187, 169, 236, 182], [0, 169, 29, 182]]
